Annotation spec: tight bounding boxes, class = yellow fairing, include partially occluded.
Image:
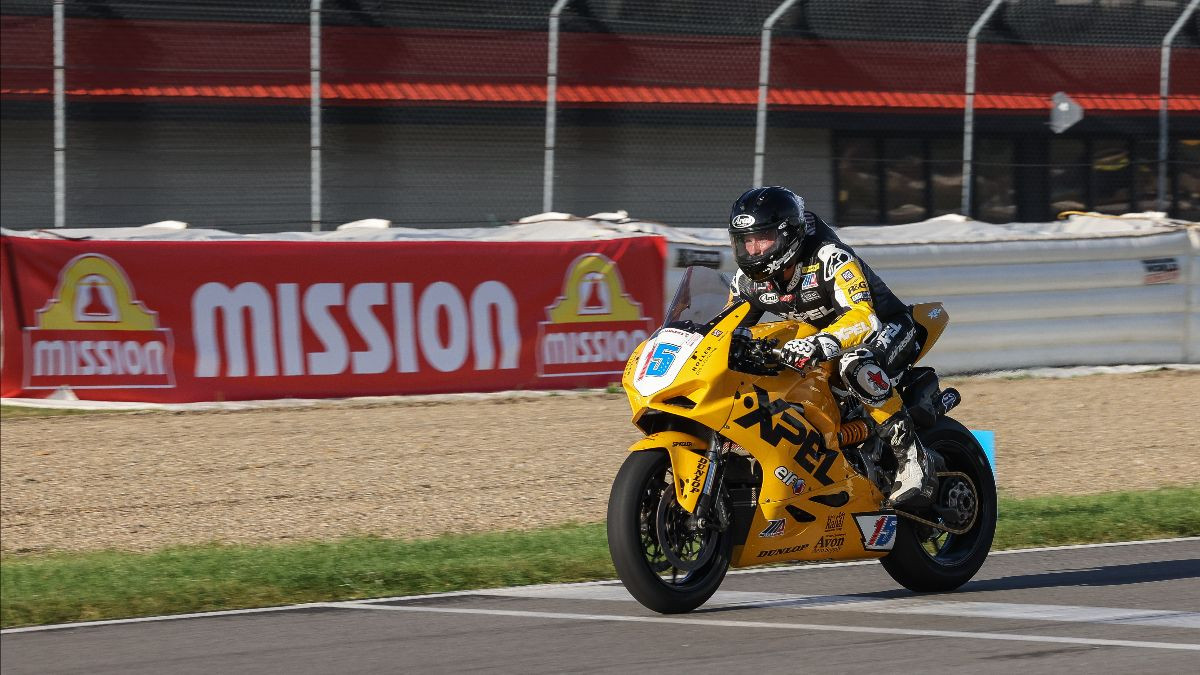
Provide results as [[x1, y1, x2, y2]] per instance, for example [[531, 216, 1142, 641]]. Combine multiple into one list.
[[911, 302, 949, 364], [628, 432, 711, 513], [714, 339, 888, 566], [623, 304, 760, 432], [623, 302, 895, 567]]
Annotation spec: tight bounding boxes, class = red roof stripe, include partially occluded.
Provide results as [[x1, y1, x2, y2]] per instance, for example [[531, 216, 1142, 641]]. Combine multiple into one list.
[[2, 83, 1197, 112]]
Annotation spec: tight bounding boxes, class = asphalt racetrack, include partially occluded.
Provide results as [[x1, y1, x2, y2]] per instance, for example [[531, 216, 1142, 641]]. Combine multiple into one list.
[[3, 538, 1197, 674]]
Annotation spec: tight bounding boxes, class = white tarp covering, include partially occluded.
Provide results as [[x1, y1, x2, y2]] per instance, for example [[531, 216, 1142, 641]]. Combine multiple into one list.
[[3, 210, 1193, 244]]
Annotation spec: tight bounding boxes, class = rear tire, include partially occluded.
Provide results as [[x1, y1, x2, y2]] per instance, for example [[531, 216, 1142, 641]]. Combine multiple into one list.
[[880, 416, 996, 592], [607, 450, 731, 614]]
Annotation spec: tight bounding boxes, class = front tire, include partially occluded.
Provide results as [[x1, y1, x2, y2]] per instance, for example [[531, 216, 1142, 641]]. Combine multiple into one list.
[[880, 416, 997, 592], [607, 450, 731, 614]]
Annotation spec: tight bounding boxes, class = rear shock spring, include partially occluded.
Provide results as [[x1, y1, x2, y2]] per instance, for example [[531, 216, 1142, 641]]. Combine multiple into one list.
[[838, 419, 870, 446]]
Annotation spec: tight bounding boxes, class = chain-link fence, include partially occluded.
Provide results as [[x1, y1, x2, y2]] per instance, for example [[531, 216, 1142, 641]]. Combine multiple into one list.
[[1, 0, 1197, 233]]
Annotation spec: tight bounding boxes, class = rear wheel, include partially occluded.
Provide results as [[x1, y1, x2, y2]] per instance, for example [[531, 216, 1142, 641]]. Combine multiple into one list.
[[880, 416, 996, 592], [607, 450, 731, 614]]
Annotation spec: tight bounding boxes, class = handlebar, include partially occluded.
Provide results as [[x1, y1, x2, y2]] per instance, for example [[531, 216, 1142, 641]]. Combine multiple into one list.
[[729, 327, 784, 375], [728, 327, 822, 376]]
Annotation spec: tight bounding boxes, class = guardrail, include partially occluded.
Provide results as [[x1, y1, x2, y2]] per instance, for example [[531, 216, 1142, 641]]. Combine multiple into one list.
[[666, 224, 1198, 374]]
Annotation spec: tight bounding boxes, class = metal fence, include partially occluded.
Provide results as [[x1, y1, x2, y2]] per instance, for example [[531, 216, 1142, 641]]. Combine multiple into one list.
[[1, 0, 1197, 233]]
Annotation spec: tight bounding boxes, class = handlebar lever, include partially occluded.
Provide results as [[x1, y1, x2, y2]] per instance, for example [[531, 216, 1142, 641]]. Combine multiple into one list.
[[728, 328, 782, 376]]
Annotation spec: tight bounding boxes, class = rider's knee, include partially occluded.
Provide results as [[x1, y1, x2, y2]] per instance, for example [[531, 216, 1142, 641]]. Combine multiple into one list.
[[838, 348, 893, 407]]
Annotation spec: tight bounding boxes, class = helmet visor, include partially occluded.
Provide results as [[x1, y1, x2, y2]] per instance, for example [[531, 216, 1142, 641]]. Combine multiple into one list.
[[730, 228, 784, 264]]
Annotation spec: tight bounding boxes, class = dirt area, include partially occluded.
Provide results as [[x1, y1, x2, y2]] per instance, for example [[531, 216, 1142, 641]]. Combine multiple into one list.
[[2, 369, 1198, 554]]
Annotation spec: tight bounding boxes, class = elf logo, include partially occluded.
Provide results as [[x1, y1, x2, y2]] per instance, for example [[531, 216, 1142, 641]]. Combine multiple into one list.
[[773, 465, 806, 495]]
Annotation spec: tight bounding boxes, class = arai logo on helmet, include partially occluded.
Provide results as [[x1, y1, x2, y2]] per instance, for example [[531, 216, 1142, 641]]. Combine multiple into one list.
[[731, 214, 756, 229]]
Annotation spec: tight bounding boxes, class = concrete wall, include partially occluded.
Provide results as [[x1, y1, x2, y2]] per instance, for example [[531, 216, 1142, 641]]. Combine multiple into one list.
[[0, 119, 53, 229], [0, 113, 834, 233], [763, 127, 835, 217]]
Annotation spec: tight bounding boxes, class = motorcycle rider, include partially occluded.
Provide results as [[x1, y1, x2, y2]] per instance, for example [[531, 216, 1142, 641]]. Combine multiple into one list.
[[726, 186, 936, 506]]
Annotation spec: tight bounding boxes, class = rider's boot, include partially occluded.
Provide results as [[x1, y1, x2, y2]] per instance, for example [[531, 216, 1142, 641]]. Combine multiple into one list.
[[881, 410, 936, 507]]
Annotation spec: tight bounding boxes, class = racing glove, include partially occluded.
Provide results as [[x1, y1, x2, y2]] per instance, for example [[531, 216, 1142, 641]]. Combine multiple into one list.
[[780, 334, 842, 373]]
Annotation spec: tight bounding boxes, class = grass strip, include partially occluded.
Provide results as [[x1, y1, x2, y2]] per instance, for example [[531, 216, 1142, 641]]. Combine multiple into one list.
[[1, 523, 612, 628], [4, 485, 1198, 628]]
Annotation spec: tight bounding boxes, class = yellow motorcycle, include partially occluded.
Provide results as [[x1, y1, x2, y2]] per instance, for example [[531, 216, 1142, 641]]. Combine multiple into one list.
[[607, 266, 996, 614]]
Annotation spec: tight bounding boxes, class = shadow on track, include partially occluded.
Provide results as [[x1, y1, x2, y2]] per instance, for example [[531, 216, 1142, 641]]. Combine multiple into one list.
[[957, 558, 1200, 593], [693, 558, 1199, 614]]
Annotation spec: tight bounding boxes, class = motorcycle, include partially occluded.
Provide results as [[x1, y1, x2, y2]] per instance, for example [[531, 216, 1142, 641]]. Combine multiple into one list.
[[607, 266, 996, 614]]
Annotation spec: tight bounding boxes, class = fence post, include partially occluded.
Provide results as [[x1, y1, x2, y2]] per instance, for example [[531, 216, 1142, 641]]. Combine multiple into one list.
[[961, 0, 1006, 219], [1158, 0, 1199, 214], [753, 0, 802, 188], [543, 0, 571, 214], [310, 0, 322, 232], [53, 0, 65, 228]]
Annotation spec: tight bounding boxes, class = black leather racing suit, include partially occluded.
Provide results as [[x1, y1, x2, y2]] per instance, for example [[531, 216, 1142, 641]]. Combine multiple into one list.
[[730, 212, 921, 398]]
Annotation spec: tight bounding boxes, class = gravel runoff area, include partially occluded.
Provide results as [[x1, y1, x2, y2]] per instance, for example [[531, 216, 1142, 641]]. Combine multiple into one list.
[[2, 369, 1198, 554]]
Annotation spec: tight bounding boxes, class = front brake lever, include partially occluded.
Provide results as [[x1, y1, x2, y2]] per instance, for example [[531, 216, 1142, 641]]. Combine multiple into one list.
[[729, 330, 781, 375]]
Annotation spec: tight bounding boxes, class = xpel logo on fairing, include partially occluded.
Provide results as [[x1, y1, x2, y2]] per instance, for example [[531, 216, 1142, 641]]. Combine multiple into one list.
[[733, 386, 838, 486]]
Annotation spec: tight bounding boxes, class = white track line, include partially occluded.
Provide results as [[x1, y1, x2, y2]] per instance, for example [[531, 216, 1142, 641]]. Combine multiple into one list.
[[483, 585, 1200, 629], [3, 536, 1197, 635], [0, 603, 334, 634], [336, 603, 1200, 652], [723, 535, 1200, 578], [986, 536, 1200, 556]]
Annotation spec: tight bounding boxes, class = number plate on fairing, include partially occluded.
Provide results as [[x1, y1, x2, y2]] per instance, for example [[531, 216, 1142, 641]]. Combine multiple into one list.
[[632, 328, 702, 397]]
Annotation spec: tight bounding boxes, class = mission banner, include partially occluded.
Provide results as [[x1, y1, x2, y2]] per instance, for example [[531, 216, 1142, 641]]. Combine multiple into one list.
[[0, 235, 665, 402]]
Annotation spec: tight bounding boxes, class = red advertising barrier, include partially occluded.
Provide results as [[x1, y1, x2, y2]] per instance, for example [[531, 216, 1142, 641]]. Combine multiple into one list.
[[0, 235, 665, 402]]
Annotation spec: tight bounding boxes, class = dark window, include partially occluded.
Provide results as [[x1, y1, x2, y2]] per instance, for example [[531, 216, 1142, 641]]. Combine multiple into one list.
[[1049, 136, 1188, 218], [836, 134, 966, 226], [1049, 138, 1087, 215], [930, 139, 962, 217], [883, 138, 926, 223], [1134, 138, 1161, 213], [1092, 138, 1133, 215], [1177, 138, 1200, 221], [837, 133, 1196, 226], [836, 137, 881, 226], [974, 139, 1016, 223]]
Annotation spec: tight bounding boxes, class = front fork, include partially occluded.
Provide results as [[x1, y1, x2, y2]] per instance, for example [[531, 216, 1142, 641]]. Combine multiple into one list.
[[627, 430, 730, 531], [688, 439, 728, 531]]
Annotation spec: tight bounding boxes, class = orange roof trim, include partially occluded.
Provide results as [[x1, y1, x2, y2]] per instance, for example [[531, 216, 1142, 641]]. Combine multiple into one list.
[[2, 83, 1197, 112]]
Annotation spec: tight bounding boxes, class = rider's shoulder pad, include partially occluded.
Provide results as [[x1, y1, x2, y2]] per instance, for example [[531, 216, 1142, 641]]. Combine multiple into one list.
[[730, 269, 747, 297], [816, 243, 853, 263], [816, 244, 855, 277], [731, 269, 763, 296]]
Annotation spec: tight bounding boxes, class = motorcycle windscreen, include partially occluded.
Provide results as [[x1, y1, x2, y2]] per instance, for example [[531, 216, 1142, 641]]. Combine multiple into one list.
[[663, 266, 733, 328]]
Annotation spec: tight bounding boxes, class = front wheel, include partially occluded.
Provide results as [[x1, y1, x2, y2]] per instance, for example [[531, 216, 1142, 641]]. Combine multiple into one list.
[[607, 450, 731, 614], [880, 416, 997, 592]]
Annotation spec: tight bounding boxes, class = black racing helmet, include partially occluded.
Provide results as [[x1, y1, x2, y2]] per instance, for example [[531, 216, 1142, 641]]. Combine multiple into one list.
[[728, 186, 806, 283]]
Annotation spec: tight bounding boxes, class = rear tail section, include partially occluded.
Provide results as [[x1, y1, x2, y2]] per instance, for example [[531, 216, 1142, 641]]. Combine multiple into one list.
[[910, 302, 948, 364]]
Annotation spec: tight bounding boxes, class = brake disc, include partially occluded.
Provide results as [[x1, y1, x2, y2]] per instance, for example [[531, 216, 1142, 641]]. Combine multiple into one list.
[[655, 489, 717, 572]]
